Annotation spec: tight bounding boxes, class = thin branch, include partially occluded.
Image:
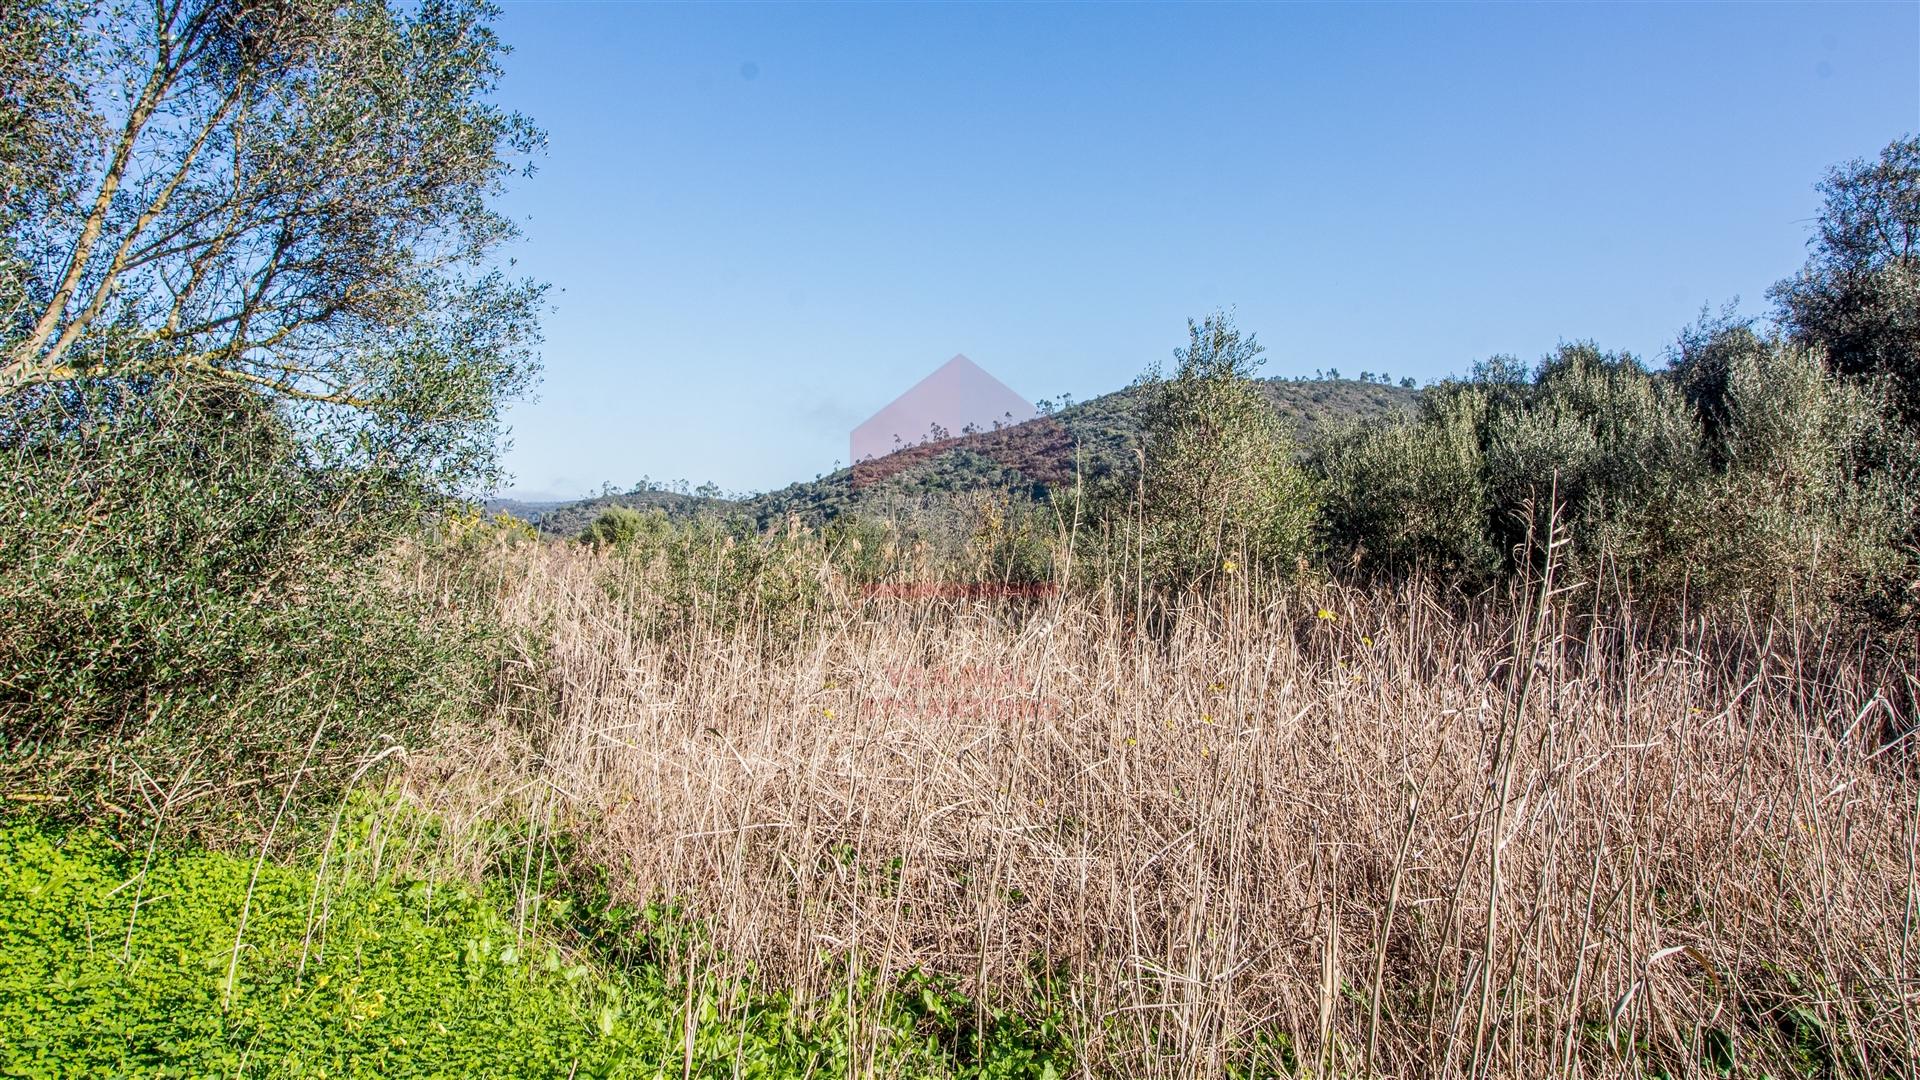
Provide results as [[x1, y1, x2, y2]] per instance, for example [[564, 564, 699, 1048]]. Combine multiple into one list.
[[41, 84, 246, 373], [6, 53, 174, 371]]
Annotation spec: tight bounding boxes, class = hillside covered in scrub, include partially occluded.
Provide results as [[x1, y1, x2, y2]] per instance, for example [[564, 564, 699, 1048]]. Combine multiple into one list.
[[519, 375, 1417, 535], [501, 485, 734, 538]]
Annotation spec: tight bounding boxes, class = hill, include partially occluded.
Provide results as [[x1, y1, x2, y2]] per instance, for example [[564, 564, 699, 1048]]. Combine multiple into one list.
[[500, 487, 732, 537], [744, 377, 1418, 527], [514, 377, 1417, 535]]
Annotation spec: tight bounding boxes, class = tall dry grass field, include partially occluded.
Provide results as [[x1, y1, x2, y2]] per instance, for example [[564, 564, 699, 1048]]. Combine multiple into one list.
[[395, 536, 1919, 1079]]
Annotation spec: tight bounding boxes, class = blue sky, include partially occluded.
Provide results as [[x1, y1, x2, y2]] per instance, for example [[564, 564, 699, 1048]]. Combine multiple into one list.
[[489, 2, 1919, 500]]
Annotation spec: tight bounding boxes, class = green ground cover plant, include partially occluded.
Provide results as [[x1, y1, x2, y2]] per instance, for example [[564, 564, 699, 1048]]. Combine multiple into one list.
[[0, 815, 1072, 1079], [3, 817, 634, 1077]]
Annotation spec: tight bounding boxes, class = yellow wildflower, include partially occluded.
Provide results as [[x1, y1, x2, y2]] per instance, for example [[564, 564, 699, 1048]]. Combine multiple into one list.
[[1222, 559, 1238, 574], [1316, 608, 1337, 621]]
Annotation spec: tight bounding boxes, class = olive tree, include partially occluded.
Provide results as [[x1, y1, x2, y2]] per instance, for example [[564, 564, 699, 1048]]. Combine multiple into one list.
[[1137, 312, 1315, 587], [1771, 136, 1919, 424], [0, 0, 543, 495]]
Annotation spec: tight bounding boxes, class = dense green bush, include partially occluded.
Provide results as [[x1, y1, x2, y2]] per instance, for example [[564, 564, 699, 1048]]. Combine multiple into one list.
[[584, 495, 1064, 642], [1312, 388, 1496, 580], [1310, 330, 1918, 616], [1475, 344, 1705, 576], [956, 492, 1060, 587], [846, 490, 1060, 590], [580, 505, 652, 546], [1133, 313, 1316, 589], [587, 509, 833, 641], [1311, 344, 1697, 585], [1663, 323, 1916, 611], [0, 380, 486, 838]]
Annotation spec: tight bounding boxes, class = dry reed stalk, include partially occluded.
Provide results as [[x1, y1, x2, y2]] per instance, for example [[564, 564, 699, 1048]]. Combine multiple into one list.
[[390, 539, 1917, 1079]]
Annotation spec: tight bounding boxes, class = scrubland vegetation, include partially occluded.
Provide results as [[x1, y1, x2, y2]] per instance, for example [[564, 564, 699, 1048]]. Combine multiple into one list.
[[364, 526, 1909, 1079], [4, 1, 1920, 1076]]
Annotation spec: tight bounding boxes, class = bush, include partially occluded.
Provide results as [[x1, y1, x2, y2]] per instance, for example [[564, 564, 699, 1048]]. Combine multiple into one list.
[[0, 380, 485, 841], [588, 510, 832, 642], [1310, 330, 1920, 618], [1312, 388, 1496, 580], [1135, 314, 1316, 589], [957, 491, 1060, 587], [1312, 343, 1704, 588], [1663, 327, 1918, 611], [580, 505, 651, 546], [1477, 343, 1705, 574]]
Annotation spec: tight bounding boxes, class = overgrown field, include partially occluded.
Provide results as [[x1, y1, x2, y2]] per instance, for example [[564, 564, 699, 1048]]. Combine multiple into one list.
[[380, 536, 1920, 1079], [5, 9, 1916, 1075]]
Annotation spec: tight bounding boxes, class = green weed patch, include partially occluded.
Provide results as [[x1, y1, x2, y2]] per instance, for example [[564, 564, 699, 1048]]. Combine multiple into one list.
[[0, 820, 1067, 1078]]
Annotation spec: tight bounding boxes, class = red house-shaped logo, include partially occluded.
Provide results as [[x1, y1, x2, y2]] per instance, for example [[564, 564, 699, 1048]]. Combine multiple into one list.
[[851, 355, 1039, 487]]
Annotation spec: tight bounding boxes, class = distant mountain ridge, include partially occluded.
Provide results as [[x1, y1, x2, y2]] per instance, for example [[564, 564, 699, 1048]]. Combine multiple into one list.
[[503, 377, 1417, 536], [488, 487, 729, 537]]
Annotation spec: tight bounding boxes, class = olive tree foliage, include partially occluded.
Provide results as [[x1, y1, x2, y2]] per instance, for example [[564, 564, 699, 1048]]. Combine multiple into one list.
[[1479, 344, 1704, 572], [1771, 136, 1919, 424], [0, 3, 90, 332], [1667, 315, 1918, 614], [1668, 302, 1766, 453], [0, 0, 544, 496], [1313, 345, 1700, 585], [1135, 312, 1315, 587], [0, 3, 93, 245], [1313, 326, 1916, 615], [1312, 388, 1495, 580]]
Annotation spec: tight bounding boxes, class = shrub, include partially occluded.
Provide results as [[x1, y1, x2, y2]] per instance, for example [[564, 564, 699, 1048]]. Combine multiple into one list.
[[0, 380, 485, 841], [821, 512, 908, 586], [957, 491, 1060, 587], [580, 505, 651, 546], [1311, 329, 1920, 619], [1135, 313, 1316, 589], [1663, 329, 1917, 610], [590, 510, 832, 642], [1477, 343, 1705, 574], [1312, 343, 1705, 589], [1312, 387, 1497, 580]]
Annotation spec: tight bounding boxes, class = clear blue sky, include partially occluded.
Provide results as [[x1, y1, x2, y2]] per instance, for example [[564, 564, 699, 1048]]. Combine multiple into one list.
[[489, 2, 1919, 500]]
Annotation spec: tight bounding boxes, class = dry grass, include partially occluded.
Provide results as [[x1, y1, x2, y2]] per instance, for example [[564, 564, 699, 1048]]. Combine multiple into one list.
[[397, 537, 1919, 1079]]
